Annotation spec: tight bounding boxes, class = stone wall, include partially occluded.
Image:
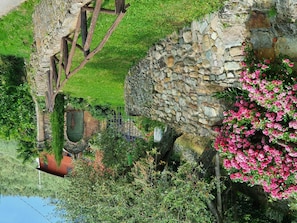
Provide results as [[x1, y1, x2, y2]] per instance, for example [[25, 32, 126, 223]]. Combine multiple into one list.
[[29, 0, 92, 145], [125, 0, 297, 137], [31, 0, 92, 97]]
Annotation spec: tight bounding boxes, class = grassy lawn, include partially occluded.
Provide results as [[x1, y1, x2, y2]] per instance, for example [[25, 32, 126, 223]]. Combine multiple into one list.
[[0, 0, 40, 59], [0, 0, 224, 107], [0, 140, 68, 197]]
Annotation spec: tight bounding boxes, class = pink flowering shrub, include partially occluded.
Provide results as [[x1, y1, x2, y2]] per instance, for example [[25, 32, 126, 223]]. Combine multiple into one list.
[[215, 44, 297, 199]]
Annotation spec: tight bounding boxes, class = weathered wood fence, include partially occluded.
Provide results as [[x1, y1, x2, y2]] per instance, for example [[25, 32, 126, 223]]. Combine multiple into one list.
[[47, 0, 129, 112]]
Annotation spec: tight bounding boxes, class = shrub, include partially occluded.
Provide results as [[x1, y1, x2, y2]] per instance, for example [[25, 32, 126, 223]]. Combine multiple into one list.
[[50, 94, 65, 164], [215, 43, 297, 199]]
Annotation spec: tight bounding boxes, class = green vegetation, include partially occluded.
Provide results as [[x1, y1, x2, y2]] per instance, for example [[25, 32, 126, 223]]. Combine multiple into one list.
[[96, 127, 154, 174], [0, 140, 67, 197], [0, 0, 224, 107], [57, 150, 216, 222], [62, 0, 225, 106], [65, 95, 112, 119], [0, 0, 40, 59], [50, 94, 65, 164], [4, 1, 291, 222], [0, 56, 37, 162]]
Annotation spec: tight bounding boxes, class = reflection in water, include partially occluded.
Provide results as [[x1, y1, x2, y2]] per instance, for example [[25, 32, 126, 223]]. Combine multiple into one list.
[[0, 140, 67, 222], [0, 196, 62, 223]]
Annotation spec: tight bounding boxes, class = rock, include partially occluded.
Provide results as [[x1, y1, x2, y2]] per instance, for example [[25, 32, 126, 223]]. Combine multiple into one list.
[[229, 47, 243, 57], [224, 61, 241, 71], [247, 11, 271, 29], [198, 20, 208, 34], [183, 31, 192, 43]]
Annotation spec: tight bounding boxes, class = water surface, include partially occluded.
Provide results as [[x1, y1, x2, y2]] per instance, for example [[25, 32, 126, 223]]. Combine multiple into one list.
[[0, 196, 62, 223]]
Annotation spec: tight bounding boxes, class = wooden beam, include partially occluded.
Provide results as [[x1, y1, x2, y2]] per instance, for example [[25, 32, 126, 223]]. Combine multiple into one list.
[[50, 56, 58, 87], [62, 37, 69, 71], [57, 11, 127, 91], [100, 8, 116, 15], [64, 37, 85, 52], [45, 91, 51, 112], [81, 9, 89, 56], [83, 0, 102, 51], [56, 37, 65, 90], [83, 7, 116, 15], [47, 70, 53, 97], [65, 13, 82, 75], [82, 6, 94, 12], [87, 11, 127, 59], [47, 70, 54, 112], [115, 0, 125, 14], [48, 1, 130, 112]]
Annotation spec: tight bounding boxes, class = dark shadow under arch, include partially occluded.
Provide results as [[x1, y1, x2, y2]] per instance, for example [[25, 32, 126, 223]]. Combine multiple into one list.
[[66, 111, 84, 142]]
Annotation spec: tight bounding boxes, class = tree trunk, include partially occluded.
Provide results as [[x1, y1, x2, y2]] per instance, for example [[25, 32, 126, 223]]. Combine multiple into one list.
[[154, 125, 182, 170]]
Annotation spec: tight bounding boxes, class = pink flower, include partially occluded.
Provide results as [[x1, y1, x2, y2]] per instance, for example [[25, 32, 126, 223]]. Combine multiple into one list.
[[288, 152, 297, 157], [289, 121, 297, 129], [223, 159, 232, 169], [230, 172, 242, 180], [283, 58, 290, 64], [241, 61, 247, 67], [215, 48, 297, 199]]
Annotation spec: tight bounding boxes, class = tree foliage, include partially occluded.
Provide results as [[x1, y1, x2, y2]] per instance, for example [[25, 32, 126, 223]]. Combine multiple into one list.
[[57, 151, 215, 222], [0, 56, 37, 162], [50, 94, 65, 164]]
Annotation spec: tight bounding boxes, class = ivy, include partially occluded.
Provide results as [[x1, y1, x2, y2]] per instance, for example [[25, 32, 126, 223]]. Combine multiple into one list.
[[0, 56, 37, 162]]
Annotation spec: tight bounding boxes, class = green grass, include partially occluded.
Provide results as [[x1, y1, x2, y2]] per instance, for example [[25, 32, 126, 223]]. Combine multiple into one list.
[[62, 0, 225, 107], [0, 0, 40, 59], [0, 0, 224, 107], [0, 140, 68, 197]]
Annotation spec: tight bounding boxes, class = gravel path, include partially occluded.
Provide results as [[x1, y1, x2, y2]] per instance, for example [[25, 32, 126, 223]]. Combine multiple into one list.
[[0, 0, 27, 17]]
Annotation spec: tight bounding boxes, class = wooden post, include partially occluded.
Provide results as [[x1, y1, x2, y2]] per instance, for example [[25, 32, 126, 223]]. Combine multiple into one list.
[[65, 13, 82, 76], [47, 0, 129, 112], [81, 8, 89, 56], [50, 56, 58, 87], [62, 37, 69, 72], [115, 0, 125, 14], [83, 0, 102, 51], [66, 11, 127, 80], [215, 152, 223, 220], [47, 70, 54, 112]]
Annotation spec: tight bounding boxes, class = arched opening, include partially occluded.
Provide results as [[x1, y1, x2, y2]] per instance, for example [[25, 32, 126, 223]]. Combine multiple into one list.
[[66, 111, 84, 142]]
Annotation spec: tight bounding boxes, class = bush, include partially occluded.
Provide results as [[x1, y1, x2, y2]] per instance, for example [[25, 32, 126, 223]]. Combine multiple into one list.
[[50, 94, 65, 164], [0, 56, 37, 162], [57, 152, 215, 222], [215, 43, 297, 199], [96, 127, 154, 175]]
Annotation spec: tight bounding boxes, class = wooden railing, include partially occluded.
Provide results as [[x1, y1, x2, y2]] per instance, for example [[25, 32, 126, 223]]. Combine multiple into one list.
[[46, 0, 129, 112]]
